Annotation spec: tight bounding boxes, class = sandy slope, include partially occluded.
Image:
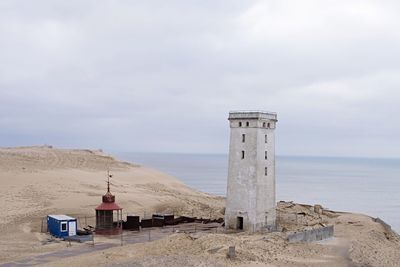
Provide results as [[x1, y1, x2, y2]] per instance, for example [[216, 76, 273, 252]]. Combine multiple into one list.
[[0, 146, 399, 266], [0, 146, 224, 263]]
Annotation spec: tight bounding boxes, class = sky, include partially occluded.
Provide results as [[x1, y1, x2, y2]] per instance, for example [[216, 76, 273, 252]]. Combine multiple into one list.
[[1, 0, 400, 158]]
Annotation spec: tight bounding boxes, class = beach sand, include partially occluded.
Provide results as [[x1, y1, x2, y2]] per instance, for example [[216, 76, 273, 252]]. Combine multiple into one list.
[[0, 146, 399, 266]]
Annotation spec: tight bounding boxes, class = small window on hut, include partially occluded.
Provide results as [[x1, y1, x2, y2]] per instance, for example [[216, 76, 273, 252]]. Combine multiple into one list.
[[61, 222, 67, 232]]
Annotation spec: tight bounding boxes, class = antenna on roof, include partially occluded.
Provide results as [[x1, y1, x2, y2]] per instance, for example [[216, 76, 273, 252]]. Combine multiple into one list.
[[107, 170, 113, 193]]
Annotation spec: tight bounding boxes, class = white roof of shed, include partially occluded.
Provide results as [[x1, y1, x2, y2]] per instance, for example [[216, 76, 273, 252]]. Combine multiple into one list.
[[48, 215, 76, 221]]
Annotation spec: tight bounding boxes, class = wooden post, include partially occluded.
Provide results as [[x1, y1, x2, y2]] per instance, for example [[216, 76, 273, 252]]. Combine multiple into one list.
[[227, 246, 236, 259]]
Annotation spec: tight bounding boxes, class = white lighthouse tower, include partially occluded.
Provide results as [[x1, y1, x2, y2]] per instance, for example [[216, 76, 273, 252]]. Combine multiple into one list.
[[225, 111, 278, 232]]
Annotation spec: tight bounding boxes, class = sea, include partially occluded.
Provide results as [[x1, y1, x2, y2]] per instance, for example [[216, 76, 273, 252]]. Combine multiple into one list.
[[115, 152, 400, 233]]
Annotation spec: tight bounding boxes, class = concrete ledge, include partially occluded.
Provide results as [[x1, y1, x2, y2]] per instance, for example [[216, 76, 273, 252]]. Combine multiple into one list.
[[287, 225, 334, 243], [373, 217, 392, 231], [228, 111, 277, 121]]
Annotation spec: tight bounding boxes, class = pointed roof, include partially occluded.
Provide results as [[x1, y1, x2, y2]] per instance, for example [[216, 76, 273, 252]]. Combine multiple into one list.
[[95, 171, 122, 211]]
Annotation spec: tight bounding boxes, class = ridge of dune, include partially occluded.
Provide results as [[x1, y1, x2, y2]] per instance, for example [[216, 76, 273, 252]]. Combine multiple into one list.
[[0, 145, 134, 172]]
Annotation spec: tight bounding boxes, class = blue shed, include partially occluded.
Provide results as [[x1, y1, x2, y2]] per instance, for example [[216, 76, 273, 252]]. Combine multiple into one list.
[[47, 215, 77, 238]]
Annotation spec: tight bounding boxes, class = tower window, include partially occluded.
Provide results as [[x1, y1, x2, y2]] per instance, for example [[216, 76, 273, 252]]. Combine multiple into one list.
[[239, 122, 242, 127], [267, 122, 270, 128], [265, 135, 267, 143], [246, 121, 249, 127], [265, 167, 268, 176], [265, 151, 267, 160], [263, 122, 266, 128], [242, 134, 245, 143], [241, 151, 245, 159]]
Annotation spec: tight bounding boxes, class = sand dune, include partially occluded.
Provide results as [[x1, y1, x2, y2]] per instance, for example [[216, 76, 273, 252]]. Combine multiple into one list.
[[0, 146, 224, 263], [0, 145, 132, 172]]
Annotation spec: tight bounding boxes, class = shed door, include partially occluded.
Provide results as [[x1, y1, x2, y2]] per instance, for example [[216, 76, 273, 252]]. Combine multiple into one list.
[[68, 221, 76, 236], [237, 217, 243, 230]]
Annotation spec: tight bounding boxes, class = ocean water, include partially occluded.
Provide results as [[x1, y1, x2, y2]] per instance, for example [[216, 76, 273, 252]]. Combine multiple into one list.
[[115, 152, 400, 233]]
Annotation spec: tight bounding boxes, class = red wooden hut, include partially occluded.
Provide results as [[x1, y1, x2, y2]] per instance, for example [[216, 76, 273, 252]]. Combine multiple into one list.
[[95, 173, 123, 235]]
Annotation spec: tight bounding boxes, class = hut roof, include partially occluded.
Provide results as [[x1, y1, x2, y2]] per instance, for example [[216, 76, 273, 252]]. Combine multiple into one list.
[[48, 215, 76, 220], [95, 171, 123, 211], [95, 202, 122, 211]]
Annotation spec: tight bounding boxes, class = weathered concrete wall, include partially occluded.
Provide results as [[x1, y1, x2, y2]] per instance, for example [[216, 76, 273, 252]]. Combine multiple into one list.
[[287, 225, 334, 243], [225, 111, 277, 232]]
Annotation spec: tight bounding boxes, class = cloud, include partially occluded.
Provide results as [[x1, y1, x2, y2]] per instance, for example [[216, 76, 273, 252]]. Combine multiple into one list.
[[0, 0, 400, 157]]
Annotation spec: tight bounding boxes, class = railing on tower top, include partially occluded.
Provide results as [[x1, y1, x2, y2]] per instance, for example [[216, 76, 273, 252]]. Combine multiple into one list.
[[229, 110, 277, 115]]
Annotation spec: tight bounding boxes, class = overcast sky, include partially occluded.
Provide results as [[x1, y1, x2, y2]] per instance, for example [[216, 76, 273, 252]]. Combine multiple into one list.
[[1, 0, 400, 158]]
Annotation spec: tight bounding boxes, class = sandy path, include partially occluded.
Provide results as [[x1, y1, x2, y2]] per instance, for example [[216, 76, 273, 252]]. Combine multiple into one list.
[[1, 223, 221, 266]]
